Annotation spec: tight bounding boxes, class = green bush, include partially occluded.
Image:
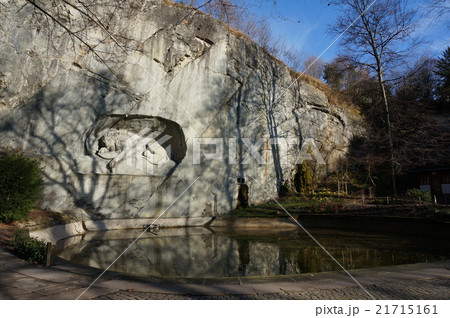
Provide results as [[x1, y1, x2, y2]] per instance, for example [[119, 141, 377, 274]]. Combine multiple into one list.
[[294, 161, 315, 194], [13, 231, 47, 265], [0, 153, 43, 223], [406, 188, 432, 204], [279, 183, 291, 197]]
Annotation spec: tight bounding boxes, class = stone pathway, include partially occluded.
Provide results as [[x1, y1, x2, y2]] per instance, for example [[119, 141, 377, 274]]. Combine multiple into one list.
[[95, 278, 450, 300], [1, 248, 449, 300]]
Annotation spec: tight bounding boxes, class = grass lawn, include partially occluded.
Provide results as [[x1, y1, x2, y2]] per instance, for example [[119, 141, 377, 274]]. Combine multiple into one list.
[[230, 193, 450, 219]]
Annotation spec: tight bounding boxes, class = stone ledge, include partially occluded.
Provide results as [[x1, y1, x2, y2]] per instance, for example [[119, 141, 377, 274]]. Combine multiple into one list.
[[28, 222, 85, 243], [29, 217, 213, 243], [83, 217, 212, 231], [209, 216, 298, 228]]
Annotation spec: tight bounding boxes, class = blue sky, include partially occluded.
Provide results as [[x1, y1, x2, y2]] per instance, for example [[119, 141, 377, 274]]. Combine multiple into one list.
[[251, 0, 450, 63]]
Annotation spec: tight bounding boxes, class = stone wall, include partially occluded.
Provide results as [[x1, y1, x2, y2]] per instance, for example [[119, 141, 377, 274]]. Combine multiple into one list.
[[0, 0, 363, 219]]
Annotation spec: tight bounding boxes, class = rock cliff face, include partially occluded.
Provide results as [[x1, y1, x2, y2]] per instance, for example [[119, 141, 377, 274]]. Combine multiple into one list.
[[0, 0, 363, 219]]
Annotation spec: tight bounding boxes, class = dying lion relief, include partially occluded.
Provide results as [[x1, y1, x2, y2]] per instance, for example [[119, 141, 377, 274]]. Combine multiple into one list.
[[84, 115, 186, 176]]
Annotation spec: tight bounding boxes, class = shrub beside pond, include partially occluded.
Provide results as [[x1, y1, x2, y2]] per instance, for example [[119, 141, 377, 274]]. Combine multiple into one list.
[[0, 153, 43, 223], [13, 231, 47, 265], [406, 188, 432, 204]]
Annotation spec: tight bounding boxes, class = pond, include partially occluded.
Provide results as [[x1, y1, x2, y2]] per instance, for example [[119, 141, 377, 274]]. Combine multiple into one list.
[[55, 227, 450, 279]]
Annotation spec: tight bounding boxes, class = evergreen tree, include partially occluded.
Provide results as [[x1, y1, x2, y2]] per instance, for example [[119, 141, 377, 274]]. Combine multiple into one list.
[[435, 46, 450, 109]]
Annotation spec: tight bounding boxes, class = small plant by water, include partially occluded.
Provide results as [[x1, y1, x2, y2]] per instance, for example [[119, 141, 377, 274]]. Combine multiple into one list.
[[13, 231, 47, 265], [0, 153, 43, 223]]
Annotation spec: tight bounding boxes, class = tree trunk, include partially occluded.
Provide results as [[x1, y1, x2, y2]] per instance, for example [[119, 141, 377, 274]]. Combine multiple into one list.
[[377, 69, 397, 197]]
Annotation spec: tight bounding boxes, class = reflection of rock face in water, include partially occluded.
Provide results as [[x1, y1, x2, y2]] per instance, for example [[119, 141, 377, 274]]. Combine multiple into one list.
[[247, 242, 280, 276], [56, 228, 448, 278], [59, 229, 241, 278]]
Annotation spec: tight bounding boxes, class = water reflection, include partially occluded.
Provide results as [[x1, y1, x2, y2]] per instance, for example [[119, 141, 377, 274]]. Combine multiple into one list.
[[56, 227, 450, 278]]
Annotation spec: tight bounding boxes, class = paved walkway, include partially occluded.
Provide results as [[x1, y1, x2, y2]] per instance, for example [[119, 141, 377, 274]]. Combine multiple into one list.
[[96, 278, 450, 300], [1, 248, 449, 300]]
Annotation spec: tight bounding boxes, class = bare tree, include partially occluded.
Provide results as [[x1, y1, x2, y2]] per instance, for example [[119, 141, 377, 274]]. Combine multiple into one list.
[[329, 0, 420, 196], [280, 47, 306, 72], [181, 0, 253, 25], [180, 0, 268, 35], [302, 55, 325, 79], [426, 0, 450, 28], [179, 0, 309, 69]]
